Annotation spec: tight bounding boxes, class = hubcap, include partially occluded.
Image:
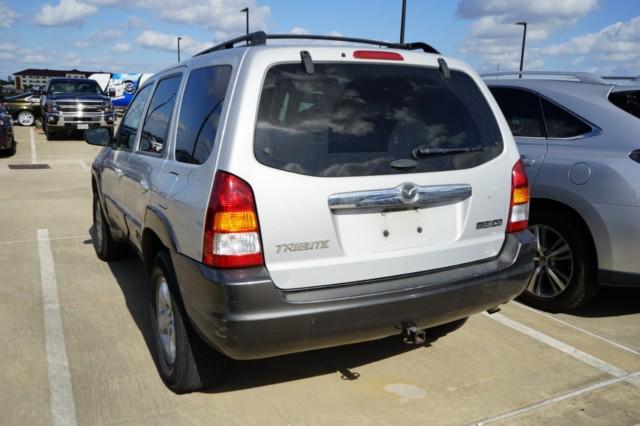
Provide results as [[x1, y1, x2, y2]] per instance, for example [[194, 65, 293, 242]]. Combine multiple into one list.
[[94, 201, 103, 250], [18, 111, 34, 126], [156, 278, 176, 365], [526, 225, 574, 298]]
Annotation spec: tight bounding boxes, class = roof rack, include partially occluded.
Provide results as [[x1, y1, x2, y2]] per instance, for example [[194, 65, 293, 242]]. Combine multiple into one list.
[[195, 31, 440, 57], [481, 71, 608, 85], [602, 75, 640, 81]]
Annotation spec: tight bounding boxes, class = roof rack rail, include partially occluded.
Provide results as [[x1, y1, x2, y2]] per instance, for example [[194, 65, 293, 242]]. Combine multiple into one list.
[[602, 75, 640, 81], [481, 71, 608, 85], [195, 31, 440, 57]]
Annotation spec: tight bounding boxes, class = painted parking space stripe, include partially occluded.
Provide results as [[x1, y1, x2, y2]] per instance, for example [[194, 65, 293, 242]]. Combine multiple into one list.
[[486, 312, 628, 378], [38, 229, 77, 426], [30, 127, 37, 164], [473, 371, 640, 425], [513, 301, 640, 357]]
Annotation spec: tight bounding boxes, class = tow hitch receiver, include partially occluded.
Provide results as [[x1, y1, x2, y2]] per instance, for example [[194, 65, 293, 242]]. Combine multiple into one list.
[[402, 322, 426, 345]]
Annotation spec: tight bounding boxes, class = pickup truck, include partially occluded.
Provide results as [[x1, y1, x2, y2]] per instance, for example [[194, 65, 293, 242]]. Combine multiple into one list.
[[41, 77, 115, 140]]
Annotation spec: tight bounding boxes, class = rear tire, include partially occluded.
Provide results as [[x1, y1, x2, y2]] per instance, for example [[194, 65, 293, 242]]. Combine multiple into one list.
[[149, 250, 223, 393], [518, 209, 598, 312], [45, 124, 57, 141], [92, 195, 128, 261]]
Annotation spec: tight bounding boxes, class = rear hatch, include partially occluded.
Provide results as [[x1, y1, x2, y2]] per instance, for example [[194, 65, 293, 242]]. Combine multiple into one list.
[[230, 49, 514, 290]]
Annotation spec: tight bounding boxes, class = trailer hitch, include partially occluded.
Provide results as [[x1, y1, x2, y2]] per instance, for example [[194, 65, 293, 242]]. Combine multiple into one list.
[[401, 322, 426, 345]]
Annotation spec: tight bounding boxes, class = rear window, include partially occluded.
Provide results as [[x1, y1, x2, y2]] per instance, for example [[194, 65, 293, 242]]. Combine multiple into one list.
[[255, 63, 503, 177], [609, 90, 640, 119]]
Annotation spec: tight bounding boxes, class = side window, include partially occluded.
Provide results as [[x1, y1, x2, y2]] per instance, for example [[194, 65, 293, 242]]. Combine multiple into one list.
[[116, 84, 153, 150], [175, 66, 232, 164], [490, 87, 545, 138], [541, 98, 592, 138], [139, 75, 182, 155]]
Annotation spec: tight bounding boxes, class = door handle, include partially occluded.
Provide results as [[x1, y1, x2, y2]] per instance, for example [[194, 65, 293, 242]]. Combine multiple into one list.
[[520, 155, 536, 167]]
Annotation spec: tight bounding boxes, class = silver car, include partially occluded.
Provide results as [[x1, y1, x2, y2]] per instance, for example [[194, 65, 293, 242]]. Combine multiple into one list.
[[84, 32, 535, 392], [485, 71, 640, 312]]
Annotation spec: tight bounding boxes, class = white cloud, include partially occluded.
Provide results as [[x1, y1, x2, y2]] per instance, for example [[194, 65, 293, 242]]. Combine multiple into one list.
[[63, 52, 82, 67], [23, 52, 48, 64], [124, 15, 147, 29], [456, 0, 599, 71], [34, 0, 98, 27], [290, 27, 310, 35], [113, 42, 132, 52], [137, 30, 210, 56], [540, 16, 640, 74], [72, 29, 123, 48], [0, 3, 18, 28]]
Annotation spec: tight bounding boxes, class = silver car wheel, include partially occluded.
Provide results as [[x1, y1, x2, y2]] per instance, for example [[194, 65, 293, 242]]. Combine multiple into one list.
[[526, 225, 574, 298], [17, 111, 35, 126], [156, 278, 177, 365]]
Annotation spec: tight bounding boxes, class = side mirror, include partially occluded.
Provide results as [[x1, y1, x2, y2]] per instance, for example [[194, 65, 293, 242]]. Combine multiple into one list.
[[108, 87, 116, 97], [85, 127, 112, 146]]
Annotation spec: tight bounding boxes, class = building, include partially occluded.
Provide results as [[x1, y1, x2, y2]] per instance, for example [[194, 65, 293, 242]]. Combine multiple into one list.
[[13, 68, 104, 91]]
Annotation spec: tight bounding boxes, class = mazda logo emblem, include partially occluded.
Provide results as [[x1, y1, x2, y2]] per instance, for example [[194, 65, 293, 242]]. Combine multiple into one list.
[[400, 183, 419, 204]]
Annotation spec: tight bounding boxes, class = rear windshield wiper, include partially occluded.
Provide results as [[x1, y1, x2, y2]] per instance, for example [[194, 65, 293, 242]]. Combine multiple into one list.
[[412, 145, 484, 159]]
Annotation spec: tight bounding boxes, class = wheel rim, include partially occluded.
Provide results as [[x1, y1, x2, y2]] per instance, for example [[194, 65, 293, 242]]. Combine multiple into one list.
[[156, 278, 176, 365], [526, 225, 574, 298], [18, 111, 34, 126], [94, 200, 104, 251]]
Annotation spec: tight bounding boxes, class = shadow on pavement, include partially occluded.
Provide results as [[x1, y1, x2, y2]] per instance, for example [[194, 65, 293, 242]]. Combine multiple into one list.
[[569, 286, 640, 318], [104, 253, 456, 393]]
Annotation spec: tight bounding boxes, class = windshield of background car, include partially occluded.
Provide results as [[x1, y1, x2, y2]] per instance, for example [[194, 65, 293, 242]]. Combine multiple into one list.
[[48, 80, 103, 95], [609, 90, 640, 119], [254, 63, 503, 177]]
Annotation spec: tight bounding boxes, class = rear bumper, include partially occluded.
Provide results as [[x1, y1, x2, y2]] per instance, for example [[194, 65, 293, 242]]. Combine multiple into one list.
[[173, 231, 536, 360]]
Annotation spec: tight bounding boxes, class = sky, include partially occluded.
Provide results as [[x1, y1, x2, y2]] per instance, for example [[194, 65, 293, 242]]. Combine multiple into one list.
[[0, 0, 639, 80]]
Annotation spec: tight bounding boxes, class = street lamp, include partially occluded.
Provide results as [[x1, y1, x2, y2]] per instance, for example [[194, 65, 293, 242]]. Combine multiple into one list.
[[400, 0, 407, 44], [515, 21, 527, 78], [241, 7, 249, 37], [177, 36, 182, 62]]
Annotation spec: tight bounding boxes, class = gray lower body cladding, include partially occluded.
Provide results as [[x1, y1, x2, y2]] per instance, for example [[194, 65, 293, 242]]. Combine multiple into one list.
[[172, 231, 536, 360]]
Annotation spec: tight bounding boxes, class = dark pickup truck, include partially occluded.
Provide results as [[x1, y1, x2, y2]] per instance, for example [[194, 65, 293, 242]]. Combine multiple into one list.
[[41, 78, 115, 140]]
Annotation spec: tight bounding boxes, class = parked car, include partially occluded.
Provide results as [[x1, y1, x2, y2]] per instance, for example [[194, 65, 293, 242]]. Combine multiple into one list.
[[0, 104, 15, 155], [484, 71, 640, 312], [40, 77, 115, 140], [2, 92, 41, 126], [86, 32, 535, 392]]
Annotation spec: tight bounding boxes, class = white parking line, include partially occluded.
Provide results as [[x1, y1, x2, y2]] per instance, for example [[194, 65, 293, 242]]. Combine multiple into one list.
[[0, 234, 90, 246], [37, 229, 77, 426], [513, 302, 640, 357], [30, 127, 37, 164], [473, 371, 640, 425], [486, 312, 628, 378]]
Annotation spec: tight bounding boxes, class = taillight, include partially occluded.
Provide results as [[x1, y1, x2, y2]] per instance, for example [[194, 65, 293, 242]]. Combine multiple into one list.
[[202, 171, 263, 268], [630, 149, 640, 164], [353, 50, 404, 61], [506, 159, 530, 233]]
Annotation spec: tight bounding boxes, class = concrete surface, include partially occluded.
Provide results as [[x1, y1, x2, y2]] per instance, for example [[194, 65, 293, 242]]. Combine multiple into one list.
[[0, 125, 639, 425]]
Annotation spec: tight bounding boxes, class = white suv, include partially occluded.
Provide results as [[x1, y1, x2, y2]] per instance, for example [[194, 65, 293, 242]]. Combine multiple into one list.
[[85, 32, 535, 393]]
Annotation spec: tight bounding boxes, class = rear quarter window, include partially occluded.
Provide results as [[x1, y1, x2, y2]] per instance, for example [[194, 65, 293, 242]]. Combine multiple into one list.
[[255, 63, 503, 177], [609, 90, 640, 119]]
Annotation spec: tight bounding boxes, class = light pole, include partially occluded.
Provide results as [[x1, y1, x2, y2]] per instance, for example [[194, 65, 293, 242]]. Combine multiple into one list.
[[177, 36, 182, 62], [241, 7, 249, 36], [515, 21, 527, 78], [400, 0, 407, 44]]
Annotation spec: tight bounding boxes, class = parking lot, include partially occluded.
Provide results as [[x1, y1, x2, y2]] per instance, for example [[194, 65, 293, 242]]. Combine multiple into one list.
[[0, 125, 639, 425]]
